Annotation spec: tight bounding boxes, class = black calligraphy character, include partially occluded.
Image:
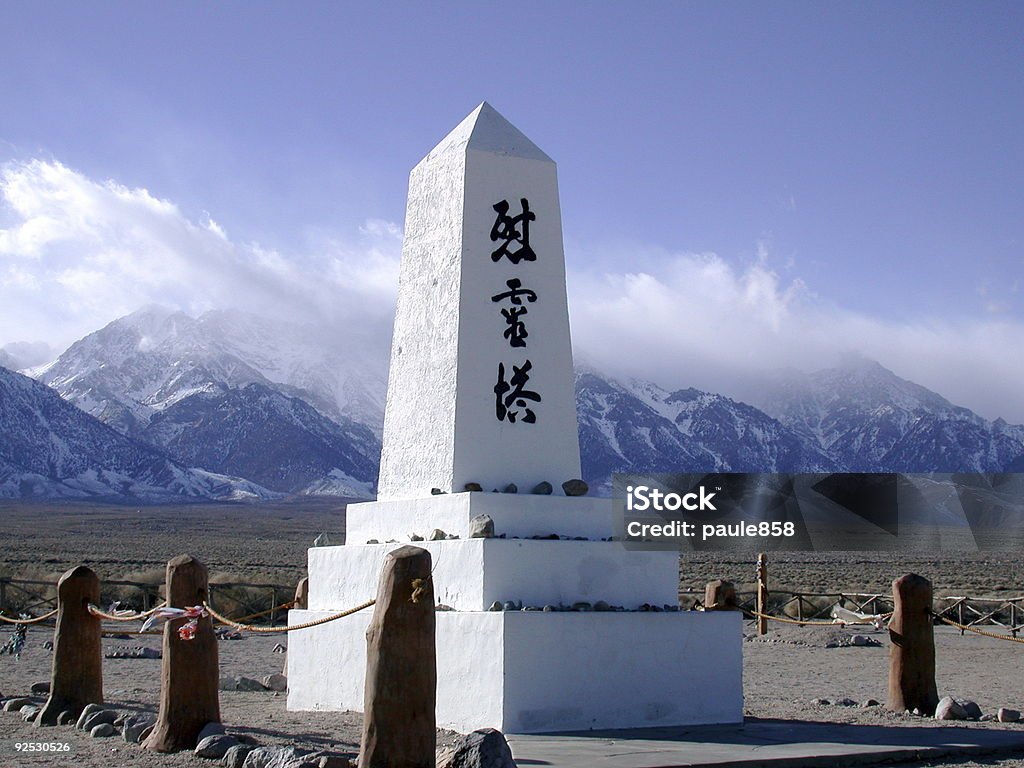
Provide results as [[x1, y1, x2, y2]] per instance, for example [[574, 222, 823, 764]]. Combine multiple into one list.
[[491, 278, 538, 348], [500, 307, 529, 347], [490, 198, 536, 264], [494, 360, 541, 424], [490, 277, 537, 306]]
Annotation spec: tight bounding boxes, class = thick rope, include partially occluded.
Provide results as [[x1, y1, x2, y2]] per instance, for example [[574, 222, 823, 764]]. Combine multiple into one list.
[[87, 602, 166, 622], [932, 613, 1024, 645], [745, 609, 847, 627], [0, 609, 58, 625], [204, 599, 375, 633]]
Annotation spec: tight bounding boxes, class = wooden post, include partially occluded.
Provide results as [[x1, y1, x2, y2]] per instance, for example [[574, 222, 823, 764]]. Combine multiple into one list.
[[359, 546, 435, 768], [143, 555, 220, 753], [756, 553, 768, 636], [294, 576, 309, 610], [36, 566, 103, 726], [704, 580, 737, 611], [887, 573, 938, 716]]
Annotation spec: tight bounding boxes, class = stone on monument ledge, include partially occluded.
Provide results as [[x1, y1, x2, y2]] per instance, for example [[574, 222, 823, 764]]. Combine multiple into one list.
[[345, 492, 615, 544]]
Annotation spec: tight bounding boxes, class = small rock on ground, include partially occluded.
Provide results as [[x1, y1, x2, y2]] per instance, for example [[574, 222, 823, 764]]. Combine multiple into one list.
[[935, 696, 968, 721], [90, 722, 116, 737], [998, 707, 1021, 723], [437, 728, 516, 768], [196, 733, 239, 758]]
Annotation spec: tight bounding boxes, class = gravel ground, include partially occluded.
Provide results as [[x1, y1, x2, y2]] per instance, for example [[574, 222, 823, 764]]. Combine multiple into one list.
[[1, 621, 1021, 767]]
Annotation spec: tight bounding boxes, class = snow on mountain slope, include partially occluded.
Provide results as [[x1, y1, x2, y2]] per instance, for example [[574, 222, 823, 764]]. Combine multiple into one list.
[[141, 382, 379, 495], [0, 366, 275, 501], [752, 358, 1024, 472]]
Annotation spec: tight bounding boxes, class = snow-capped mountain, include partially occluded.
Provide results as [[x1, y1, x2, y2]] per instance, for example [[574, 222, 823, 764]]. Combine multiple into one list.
[[25, 306, 384, 495], [29, 306, 386, 437], [575, 371, 836, 491], [751, 358, 1024, 473], [141, 382, 379, 496], [0, 366, 274, 501], [13, 308, 1024, 501]]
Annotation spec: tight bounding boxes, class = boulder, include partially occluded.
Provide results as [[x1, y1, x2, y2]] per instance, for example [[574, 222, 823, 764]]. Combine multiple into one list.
[[75, 703, 104, 728], [3, 697, 34, 712], [224, 744, 256, 768], [469, 514, 495, 539], [123, 715, 156, 743], [263, 673, 288, 692], [196, 733, 239, 759], [198, 721, 227, 740], [90, 722, 116, 737], [242, 746, 312, 768], [954, 698, 982, 720], [30, 681, 50, 695], [437, 728, 516, 768], [935, 696, 968, 721], [57, 710, 76, 726], [998, 707, 1021, 723], [562, 479, 589, 496], [531, 481, 553, 495], [82, 709, 118, 731]]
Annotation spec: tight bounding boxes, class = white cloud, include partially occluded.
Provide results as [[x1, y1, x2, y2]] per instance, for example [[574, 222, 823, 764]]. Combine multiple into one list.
[[568, 252, 1024, 424], [0, 158, 400, 359], [3, 157, 1022, 424]]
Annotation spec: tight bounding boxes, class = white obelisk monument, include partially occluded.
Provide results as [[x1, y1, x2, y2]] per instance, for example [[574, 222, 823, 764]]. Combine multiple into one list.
[[288, 103, 742, 733]]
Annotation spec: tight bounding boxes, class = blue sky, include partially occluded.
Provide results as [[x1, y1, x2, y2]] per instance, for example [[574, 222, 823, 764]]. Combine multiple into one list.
[[2, 3, 1023, 419]]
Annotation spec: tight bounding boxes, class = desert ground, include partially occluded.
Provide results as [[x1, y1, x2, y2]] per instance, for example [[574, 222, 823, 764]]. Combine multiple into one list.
[[1, 501, 1022, 767]]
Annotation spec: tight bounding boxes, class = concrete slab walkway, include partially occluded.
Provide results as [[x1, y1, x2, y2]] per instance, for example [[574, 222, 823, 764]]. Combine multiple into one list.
[[506, 718, 1024, 767]]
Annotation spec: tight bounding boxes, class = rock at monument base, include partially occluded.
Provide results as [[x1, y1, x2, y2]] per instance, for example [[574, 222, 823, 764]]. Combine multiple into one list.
[[75, 703, 104, 728], [31, 681, 50, 695], [198, 721, 227, 740], [998, 707, 1021, 723], [953, 698, 982, 720], [263, 673, 288, 692], [531, 481, 553, 495], [242, 745, 311, 768], [196, 733, 239, 758], [21, 704, 40, 722], [935, 696, 968, 721], [429, 529, 447, 541], [82, 708, 117, 731], [463, 483, 483, 492], [468, 514, 495, 538], [562, 479, 588, 496], [4, 697, 34, 712], [223, 743, 256, 768], [437, 728, 516, 768], [124, 715, 157, 743], [57, 710, 76, 726], [90, 722, 116, 737]]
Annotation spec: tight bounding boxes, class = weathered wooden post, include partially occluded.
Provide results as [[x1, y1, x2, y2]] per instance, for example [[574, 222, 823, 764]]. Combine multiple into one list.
[[704, 580, 738, 611], [143, 555, 220, 753], [36, 566, 103, 726], [294, 576, 309, 610], [887, 573, 938, 715], [756, 553, 769, 635], [360, 546, 435, 768]]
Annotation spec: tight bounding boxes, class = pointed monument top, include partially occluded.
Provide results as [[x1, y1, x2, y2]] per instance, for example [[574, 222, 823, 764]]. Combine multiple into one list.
[[421, 102, 554, 165]]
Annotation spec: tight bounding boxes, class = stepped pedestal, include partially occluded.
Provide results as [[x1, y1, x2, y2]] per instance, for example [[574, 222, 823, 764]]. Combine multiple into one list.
[[287, 494, 743, 733]]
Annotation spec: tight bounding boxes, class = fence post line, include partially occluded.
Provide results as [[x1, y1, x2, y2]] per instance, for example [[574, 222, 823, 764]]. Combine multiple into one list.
[[887, 573, 938, 716], [359, 546, 435, 768], [756, 553, 769, 636], [36, 566, 103, 726], [143, 555, 220, 753]]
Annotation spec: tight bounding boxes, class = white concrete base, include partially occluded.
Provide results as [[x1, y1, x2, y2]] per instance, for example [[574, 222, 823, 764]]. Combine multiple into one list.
[[287, 609, 743, 734], [346, 492, 614, 543], [308, 540, 679, 612]]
